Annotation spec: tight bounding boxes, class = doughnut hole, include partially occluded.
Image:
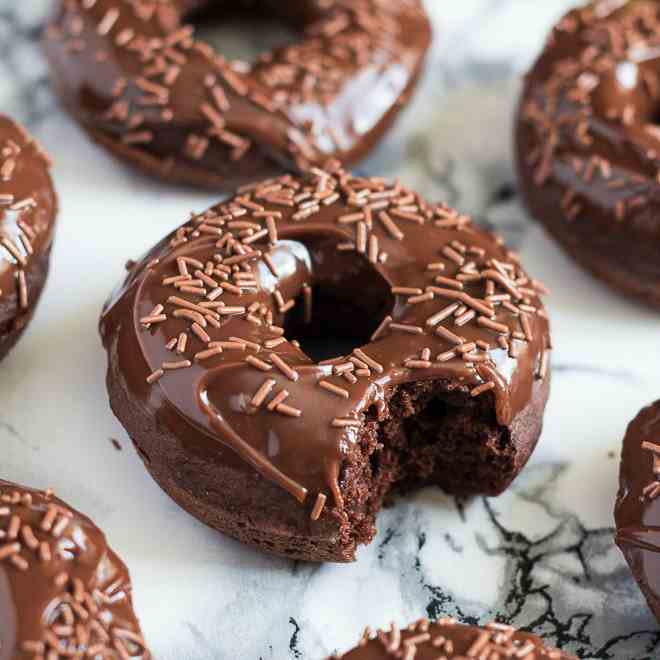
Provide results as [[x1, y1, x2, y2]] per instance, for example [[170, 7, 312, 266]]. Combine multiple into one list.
[[185, 1, 301, 65]]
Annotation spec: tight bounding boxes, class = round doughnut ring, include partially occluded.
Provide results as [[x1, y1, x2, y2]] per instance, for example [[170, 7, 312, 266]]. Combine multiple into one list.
[[44, 0, 432, 189], [517, 0, 660, 309], [100, 163, 551, 562]]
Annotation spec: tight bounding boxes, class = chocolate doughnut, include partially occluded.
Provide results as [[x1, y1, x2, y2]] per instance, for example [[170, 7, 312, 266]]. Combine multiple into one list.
[[100, 163, 551, 562], [615, 400, 660, 623], [0, 116, 57, 363], [516, 1, 660, 308], [44, 0, 431, 189], [328, 619, 576, 660], [0, 479, 150, 659], [331, 617, 575, 659]]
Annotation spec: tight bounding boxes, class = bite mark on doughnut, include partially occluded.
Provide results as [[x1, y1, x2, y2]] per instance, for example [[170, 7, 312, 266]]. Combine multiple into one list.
[[101, 163, 551, 561]]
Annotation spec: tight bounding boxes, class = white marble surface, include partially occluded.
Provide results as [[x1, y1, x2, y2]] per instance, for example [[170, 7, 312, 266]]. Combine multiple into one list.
[[2, 1, 660, 658]]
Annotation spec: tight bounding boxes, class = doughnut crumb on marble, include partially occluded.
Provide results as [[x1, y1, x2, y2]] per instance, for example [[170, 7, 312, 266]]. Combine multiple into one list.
[[331, 617, 576, 659], [0, 115, 57, 362], [516, 1, 660, 308], [615, 400, 660, 624], [44, 0, 432, 189], [0, 479, 150, 659], [100, 162, 552, 562]]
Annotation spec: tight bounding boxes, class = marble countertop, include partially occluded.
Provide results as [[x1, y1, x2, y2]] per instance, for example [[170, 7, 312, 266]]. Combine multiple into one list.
[[2, 2, 660, 659]]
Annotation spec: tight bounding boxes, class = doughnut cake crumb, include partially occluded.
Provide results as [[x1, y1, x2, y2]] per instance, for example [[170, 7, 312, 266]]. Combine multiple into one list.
[[100, 162, 551, 562], [0, 480, 150, 659], [332, 618, 576, 659], [44, 0, 431, 189]]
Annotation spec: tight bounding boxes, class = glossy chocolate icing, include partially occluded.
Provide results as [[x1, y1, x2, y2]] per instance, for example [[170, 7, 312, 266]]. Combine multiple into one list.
[[516, 0, 660, 307], [44, 0, 431, 189], [332, 617, 574, 659], [100, 163, 551, 521], [0, 480, 149, 660], [0, 116, 56, 345], [615, 400, 660, 624]]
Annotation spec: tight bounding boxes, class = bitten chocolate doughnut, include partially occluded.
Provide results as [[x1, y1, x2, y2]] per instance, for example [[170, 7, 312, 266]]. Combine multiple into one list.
[[44, 0, 431, 189], [0, 116, 57, 362], [331, 618, 575, 659], [516, 1, 660, 308], [100, 163, 551, 562], [0, 479, 150, 659], [615, 400, 660, 623]]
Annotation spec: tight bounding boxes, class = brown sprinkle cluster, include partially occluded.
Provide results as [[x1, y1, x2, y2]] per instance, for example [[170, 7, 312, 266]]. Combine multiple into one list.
[[334, 618, 563, 659], [0, 133, 44, 310], [521, 2, 660, 225], [48, 0, 420, 170], [131, 161, 549, 518], [0, 485, 148, 659]]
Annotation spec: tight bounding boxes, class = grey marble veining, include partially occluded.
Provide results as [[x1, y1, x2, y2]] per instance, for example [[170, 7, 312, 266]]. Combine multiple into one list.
[[1, 2, 660, 659]]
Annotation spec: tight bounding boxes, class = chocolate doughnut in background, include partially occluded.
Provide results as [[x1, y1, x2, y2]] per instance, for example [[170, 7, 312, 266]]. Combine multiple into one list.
[[100, 163, 552, 562], [43, 0, 432, 189], [0, 479, 150, 659], [516, 1, 660, 309], [615, 400, 660, 624], [330, 618, 576, 659], [0, 116, 57, 363]]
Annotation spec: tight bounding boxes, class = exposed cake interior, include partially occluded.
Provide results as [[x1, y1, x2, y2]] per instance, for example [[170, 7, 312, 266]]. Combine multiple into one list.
[[282, 257, 516, 557]]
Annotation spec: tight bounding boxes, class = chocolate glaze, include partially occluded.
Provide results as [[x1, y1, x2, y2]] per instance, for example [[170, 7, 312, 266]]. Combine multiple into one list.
[[44, 0, 431, 189], [0, 116, 57, 360], [0, 480, 150, 659], [615, 400, 660, 624], [100, 163, 551, 527], [516, 0, 660, 308], [332, 617, 575, 659]]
